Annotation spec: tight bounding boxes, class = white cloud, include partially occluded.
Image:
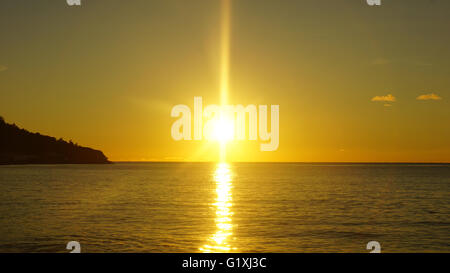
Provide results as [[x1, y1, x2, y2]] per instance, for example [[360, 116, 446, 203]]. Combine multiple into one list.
[[371, 94, 396, 102], [416, 93, 442, 101]]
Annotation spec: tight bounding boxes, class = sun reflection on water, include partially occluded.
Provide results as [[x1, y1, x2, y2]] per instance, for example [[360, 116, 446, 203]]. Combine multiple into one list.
[[200, 163, 236, 252]]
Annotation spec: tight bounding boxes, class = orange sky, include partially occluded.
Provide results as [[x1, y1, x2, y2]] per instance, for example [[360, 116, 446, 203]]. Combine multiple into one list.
[[0, 0, 449, 162]]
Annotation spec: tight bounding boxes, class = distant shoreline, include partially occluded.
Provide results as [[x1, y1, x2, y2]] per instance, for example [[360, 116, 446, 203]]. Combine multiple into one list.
[[0, 162, 112, 166], [1, 117, 111, 165]]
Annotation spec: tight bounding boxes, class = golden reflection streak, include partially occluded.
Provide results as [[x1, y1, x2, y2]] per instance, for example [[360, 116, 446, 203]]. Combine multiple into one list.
[[200, 163, 236, 252]]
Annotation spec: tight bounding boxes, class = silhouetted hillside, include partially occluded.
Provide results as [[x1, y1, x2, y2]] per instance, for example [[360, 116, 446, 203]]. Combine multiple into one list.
[[0, 116, 110, 164]]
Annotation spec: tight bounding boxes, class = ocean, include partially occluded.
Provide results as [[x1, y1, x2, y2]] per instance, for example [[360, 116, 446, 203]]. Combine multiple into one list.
[[0, 163, 448, 252]]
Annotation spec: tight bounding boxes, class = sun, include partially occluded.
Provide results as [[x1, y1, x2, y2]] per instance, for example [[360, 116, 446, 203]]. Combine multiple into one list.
[[212, 116, 234, 143]]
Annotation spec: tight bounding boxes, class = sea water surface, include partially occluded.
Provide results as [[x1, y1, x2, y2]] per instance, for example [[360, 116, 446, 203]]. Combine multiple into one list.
[[0, 163, 449, 252]]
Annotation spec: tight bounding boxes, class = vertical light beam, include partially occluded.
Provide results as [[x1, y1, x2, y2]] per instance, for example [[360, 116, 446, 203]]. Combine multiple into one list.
[[220, 0, 231, 106], [219, 0, 231, 163]]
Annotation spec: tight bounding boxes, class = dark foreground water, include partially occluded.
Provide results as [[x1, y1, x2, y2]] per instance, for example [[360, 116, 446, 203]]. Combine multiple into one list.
[[0, 163, 449, 252]]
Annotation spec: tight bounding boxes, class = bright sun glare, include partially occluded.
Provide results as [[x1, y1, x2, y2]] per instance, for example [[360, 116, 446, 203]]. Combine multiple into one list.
[[212, 117, 235, 143]]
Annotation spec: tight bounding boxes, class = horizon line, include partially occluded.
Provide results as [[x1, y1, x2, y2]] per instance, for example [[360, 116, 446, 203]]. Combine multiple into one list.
[[112, 161, 450, 164]]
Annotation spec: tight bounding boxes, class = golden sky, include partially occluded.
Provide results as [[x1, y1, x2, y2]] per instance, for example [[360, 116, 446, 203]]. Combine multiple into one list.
[[0, 0, 449, 162]]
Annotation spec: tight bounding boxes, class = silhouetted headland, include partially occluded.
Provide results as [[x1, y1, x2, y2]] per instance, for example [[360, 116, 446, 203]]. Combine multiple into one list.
[[0, 116, 110, 165]]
